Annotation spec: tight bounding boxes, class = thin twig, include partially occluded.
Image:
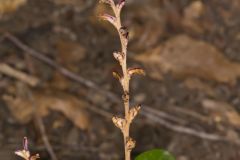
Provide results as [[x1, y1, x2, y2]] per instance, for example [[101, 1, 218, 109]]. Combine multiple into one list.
[[87, 103, 113, 119], [143, 111, 222, 141], [0, 63, 39, 86], [143, 111, 240, 145], [169, 106, 209, 123], [143, 106, 187, 124]]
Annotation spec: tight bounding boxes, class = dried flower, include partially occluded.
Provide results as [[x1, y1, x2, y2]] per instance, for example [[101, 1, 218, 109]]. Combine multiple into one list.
[[129, 105, 141, 122], [113, 51, 125, 64], [113, 71, 122, 81], [117, 0, 126, 11], [128, 68, 145, 78], [99, 14, 117, 27], [15, 137, 40, 160], [112, 116, 126, 131], [126, 137, 136, 151], [99, 0, 144, 159]]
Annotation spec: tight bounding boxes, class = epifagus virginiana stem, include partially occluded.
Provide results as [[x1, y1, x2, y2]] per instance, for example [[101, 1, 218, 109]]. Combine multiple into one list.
[[99, 1, 144, 160]]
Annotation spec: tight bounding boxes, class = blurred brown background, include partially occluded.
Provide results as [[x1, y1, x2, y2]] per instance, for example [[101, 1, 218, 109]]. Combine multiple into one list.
[[0, 0, 240, 160]]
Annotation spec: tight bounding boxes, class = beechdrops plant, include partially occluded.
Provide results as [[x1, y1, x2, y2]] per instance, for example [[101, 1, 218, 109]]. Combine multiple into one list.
[[99, 0, 145, 160], [98, 1, 175, 160]]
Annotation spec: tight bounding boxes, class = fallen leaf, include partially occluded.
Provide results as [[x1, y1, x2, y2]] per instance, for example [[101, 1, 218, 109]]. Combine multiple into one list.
[[3, 90, 90, 130], [202, 99, 240, 127], [0, 0, 26, 15], [3, 95, 34, 123], [182, 1, 205, 34], [55, 40, 86, 69], [135, 35, 240, 85], [46, 93, 90, 130], [50, 72, 71, 90], [183, 78, 216, 97]]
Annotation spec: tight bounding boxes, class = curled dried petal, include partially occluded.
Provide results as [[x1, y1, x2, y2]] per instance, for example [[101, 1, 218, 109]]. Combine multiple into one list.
[[117, 0, 126, 10], [129, 105, 141, 122], [113, 51, 124, 63], [112, 71, 122, 81], [118, 0, 126, 5], [128, 67, 145, 77], [99, 14, 116, 26], [126, 137, 136, 151], [112, 116, 126, 131]]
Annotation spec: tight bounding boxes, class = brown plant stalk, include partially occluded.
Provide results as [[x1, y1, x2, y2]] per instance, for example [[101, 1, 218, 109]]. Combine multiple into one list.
[[99, 1, 145, 160]]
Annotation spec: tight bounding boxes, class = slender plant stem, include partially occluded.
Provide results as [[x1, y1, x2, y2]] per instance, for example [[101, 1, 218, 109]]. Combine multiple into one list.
[[99, 1, 144, 160], [113, 3, 131, 160]]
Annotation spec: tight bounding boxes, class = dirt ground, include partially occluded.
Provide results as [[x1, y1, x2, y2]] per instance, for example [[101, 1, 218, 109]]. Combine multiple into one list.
[[0, 0, 240, 160]]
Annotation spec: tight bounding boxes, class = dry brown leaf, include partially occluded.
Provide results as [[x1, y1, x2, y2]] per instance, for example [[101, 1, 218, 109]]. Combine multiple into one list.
[[202, 99, 240, 127], [183, 78, 216, 97], [128, 67, 145, 77], [37, 91, 90, 130], [53, 39, 86, 89], [3, 95, 34, 123], [55, 40, 86, 69], [112, 71, 122, 81], [0, 0, 26, 15], [135, 35, 240, 85], [3, 90, 90, 130], [182, 1, 205, 34], [50, 72, 70, 90]]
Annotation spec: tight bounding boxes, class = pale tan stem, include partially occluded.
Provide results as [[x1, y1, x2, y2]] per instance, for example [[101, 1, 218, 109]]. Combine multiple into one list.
[[114, 6, 132, 160], [107, 1, 134, 160]]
